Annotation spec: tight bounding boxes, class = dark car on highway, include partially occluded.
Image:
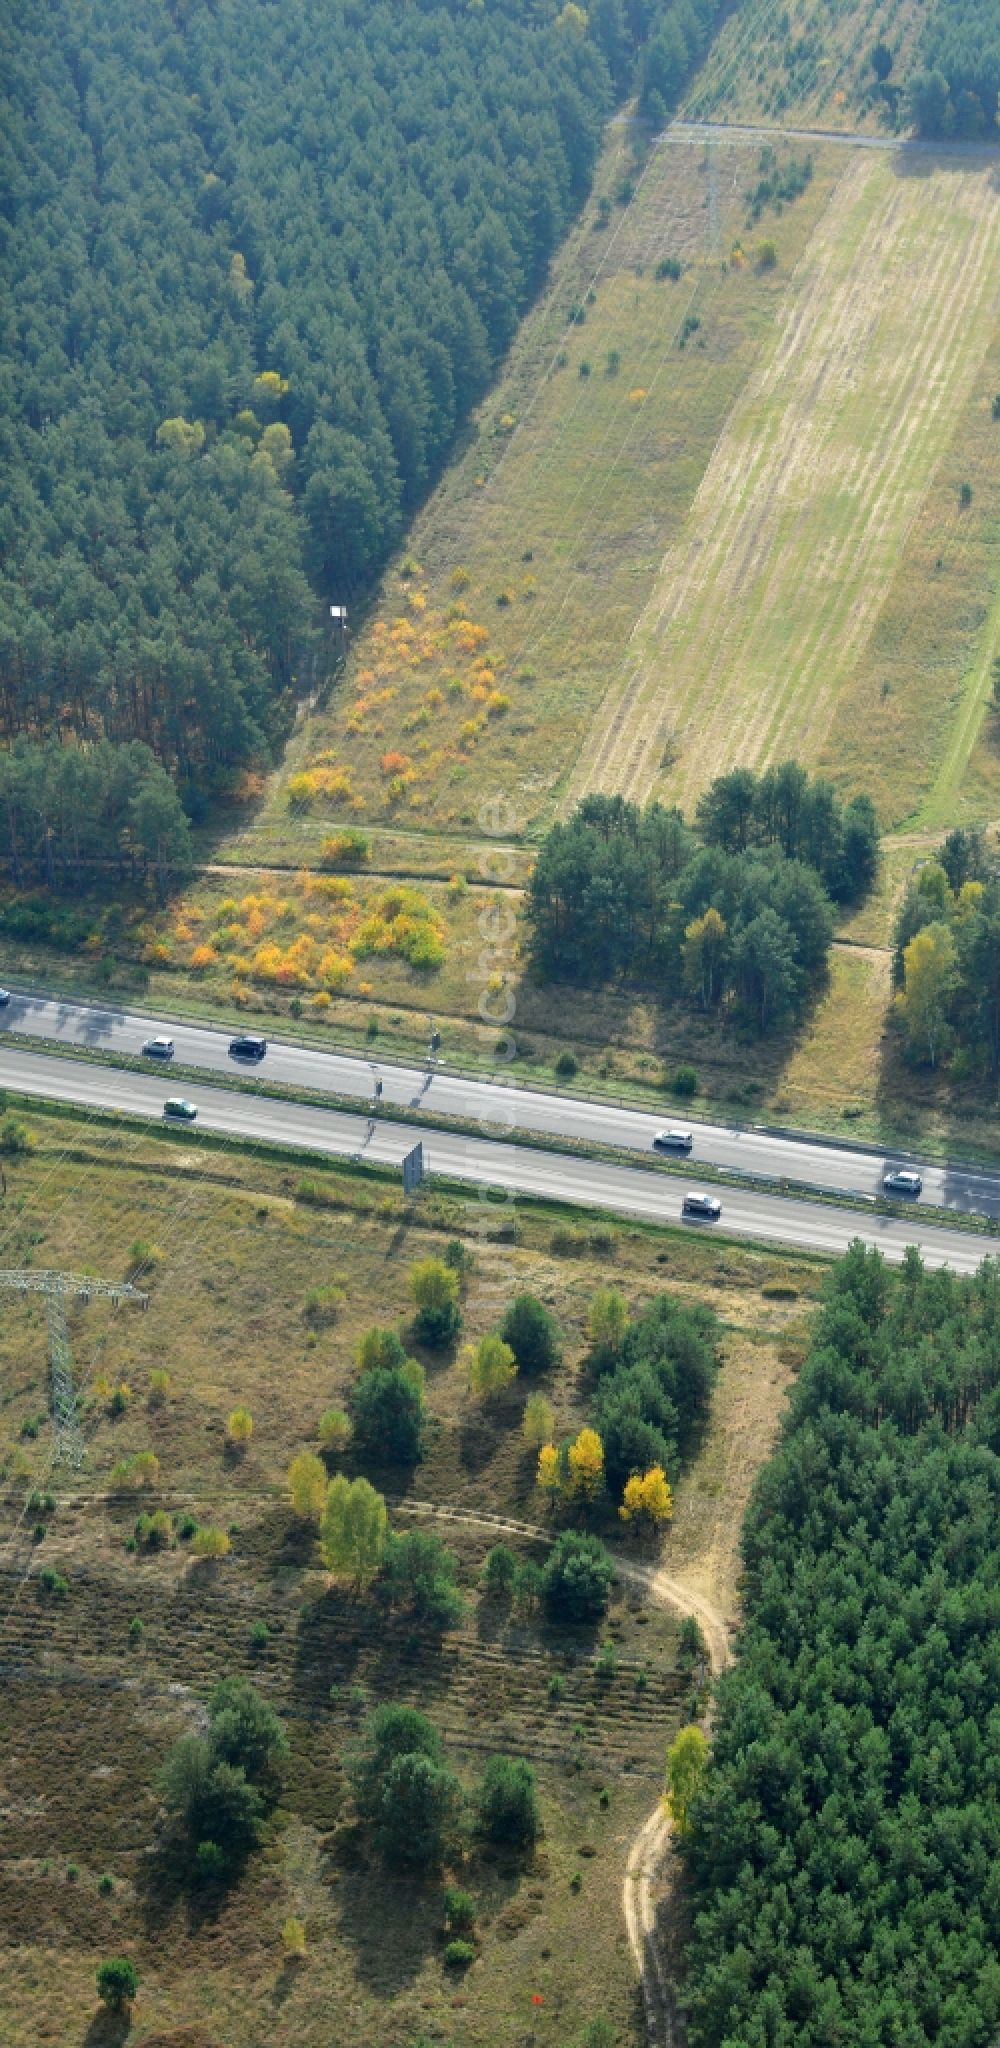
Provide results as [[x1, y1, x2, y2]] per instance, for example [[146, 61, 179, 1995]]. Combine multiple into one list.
[[681, 1191, 721, 1220], [229, 1035, 267, 1061]]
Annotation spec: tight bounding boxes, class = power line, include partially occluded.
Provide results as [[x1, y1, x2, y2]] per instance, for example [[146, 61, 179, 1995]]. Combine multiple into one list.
[[0, 1269, 149, 1468]]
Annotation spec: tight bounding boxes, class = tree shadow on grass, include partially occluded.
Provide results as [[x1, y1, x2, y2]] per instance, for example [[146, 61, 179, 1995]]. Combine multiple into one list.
[[271, 1956, 307, 2009], [474, 1591, 513, 1644], [291, 1577, 366, 1710], [321, 1833, 443, 1995], [405, 1327, 459, 1380], [382, 1208, 419, 1262], [890, 139, 1000, 191], [82, 2014, 131, 2048], [326, 1828, 531, 1995], [263, 1507, 320, 1575], [457, 1388, 522, 1475], [134, 1827, 255, 1943]]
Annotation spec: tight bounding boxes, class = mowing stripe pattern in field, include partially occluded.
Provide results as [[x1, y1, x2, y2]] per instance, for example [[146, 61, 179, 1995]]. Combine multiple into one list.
[[569, 148, 1000, 815]]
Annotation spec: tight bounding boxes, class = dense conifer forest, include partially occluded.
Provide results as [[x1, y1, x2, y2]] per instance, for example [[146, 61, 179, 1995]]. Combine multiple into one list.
[[682, 1243, 1000, 2048], [910, 0, 1000, 135], [0, 0, 715, 799]]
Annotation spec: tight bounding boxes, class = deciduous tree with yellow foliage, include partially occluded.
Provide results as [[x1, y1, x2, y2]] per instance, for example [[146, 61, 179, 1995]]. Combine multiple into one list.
[[465, 1333, 517, 1399], [320, 1474, 387, 1589], [619, 1464, 673, 1529], [682, 906, 728, 1009], [565, 1427, 605, 1505], [287, 1450, 328, 1521], [898, 922, 959, 1068], [523, 1391, 555, 1445]]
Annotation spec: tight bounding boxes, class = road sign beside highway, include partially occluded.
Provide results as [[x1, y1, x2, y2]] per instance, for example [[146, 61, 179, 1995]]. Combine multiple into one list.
[[401, 1142, 424, 1195]]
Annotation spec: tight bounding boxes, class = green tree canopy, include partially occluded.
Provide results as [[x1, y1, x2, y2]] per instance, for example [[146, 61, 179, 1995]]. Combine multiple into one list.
[[378, 1527, 464, 1630], [476, 1754, 540, 1847], [542, 1531, 615, 1623], [96, 1958, 139, 2011], [159, 1738, 264, 1865], [348, 1702, 464, 1868], [526, 774, 867, 1035], [501, 1294, 562, 1377], [0, 737, 191, 899], [3, 0, 718, 784], [592, 1291, 720, 1496], [207, 1678, 288, 1780], [373, 1750, 465, 1869], [350, 1364, 425, 1467], [681, 1243, 1000, 2044]]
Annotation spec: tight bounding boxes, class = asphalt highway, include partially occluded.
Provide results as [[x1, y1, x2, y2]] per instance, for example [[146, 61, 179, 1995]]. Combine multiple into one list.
[[2, 988, 999, 1220], [0, 1040, 994, 1275]]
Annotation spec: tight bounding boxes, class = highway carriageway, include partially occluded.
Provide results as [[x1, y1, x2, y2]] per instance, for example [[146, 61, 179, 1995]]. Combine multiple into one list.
[[0, 1042, 994, 1275]]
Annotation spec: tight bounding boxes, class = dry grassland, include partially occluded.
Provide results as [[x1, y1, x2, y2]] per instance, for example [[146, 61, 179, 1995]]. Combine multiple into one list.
[[821, 319, 1000, 828], [571, 148, 1000, 819], [0, 1107, 812, 2048]]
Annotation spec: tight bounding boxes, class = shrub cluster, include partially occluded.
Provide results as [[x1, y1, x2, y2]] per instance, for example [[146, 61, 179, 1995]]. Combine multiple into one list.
[[159, 1679, 287, 1885], [347, 1703, 539, 1871]]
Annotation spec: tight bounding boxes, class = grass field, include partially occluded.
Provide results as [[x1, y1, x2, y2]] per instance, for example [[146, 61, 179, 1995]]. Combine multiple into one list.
[[0, 1104, 812, 2047], [571, 147, 1000, 818]]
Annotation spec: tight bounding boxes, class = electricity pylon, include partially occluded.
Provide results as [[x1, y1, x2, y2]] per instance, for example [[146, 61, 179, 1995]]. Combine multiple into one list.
[[0, 1270, 149, 1468]]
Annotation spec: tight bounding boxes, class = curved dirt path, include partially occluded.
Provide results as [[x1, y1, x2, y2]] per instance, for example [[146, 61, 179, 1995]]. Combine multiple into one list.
[[618, 1561, 732, 2047], [396, 1498, 732, 2047]]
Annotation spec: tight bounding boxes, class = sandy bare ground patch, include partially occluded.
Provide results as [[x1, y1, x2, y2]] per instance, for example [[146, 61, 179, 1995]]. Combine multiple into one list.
[[569, 149, 1000, 817]]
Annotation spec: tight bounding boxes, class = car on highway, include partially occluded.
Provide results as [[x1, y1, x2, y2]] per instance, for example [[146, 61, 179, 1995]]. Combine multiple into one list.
[[0, 988, 10, 1007], [681, 1190, 721, 1220], [163, 1097, 197, 1121], [142, 1036, 174, 1060], [653, 1127, 693, 1152], [229, 1034, 267, 1061], [882, 1168, 923, 1198]]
